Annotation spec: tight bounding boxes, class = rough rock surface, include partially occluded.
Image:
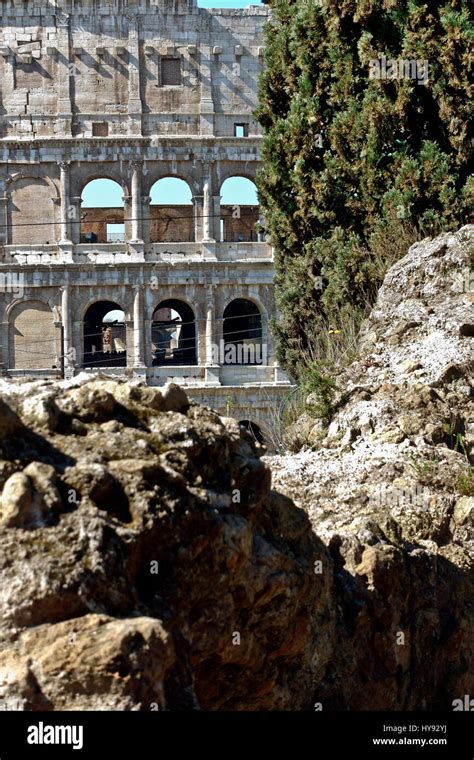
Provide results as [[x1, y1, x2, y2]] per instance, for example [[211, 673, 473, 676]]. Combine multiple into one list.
[[0, 228, 472, 711], [0, 379, 332, 710], [269, 226, 474, 708]]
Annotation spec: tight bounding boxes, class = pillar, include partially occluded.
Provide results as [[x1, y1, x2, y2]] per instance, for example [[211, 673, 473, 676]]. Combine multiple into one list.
[[70, 196, 82, 243], [201, 163, 214, 243], [56, 12, 73, 135], [61, 285, 74, 376], [59, 161, 71, 243], [204, 285, 220, 385], [193, 195, 203, 243], [141, 195, 151, 244], [0, 317, 9, 371], [144, 317, 153, 367], [212, 194, 222, 242], [199, 45, 215, 136], [133, 285, 144, 366], [0, 188, 8, 246], [130, 161, 143, 242], [205, 304, 214, 364], [202, 179, 213, 242], [127, 12, 143, 136], [205, 285, 218, 365]]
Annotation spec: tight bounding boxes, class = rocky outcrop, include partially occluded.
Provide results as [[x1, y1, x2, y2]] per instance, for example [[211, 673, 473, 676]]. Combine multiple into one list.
[[269, 226, 474, 708], [0, 228, 472, 711], [0, 379, 332, 710]]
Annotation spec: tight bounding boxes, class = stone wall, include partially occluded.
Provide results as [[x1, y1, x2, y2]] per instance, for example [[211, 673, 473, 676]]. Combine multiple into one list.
[[0, 0, 293, 442], [0, 0, 267, 140], [79, 204, 259, 243]]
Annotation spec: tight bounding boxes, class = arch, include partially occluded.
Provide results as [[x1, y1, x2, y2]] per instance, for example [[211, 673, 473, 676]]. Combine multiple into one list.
[[83, 300, 127, 369], [219, 176, 259, 243], [76, 171, 128, 199], [220, 176, 258, 206], [81, 178, 124, 208], [8, 299, 61, 370], [6, 171, 60, 201], [145, 290, 201, 322], [150, 177, 193, 205], [7, 175, 57, 245], [151, 299, 197, 366], [80, 178, 125, 243], [222, 292, 269, 326], [217, 166, 258, 188], [149, 177, 193, 243], [222, 298, 263, 365]]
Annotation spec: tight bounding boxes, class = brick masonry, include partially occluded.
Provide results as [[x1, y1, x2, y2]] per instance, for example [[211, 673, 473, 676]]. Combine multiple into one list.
[[0, 0, 292, 444]]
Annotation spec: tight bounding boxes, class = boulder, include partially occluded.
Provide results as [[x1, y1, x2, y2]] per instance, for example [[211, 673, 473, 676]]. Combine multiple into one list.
[[0, 374, 330, 710]]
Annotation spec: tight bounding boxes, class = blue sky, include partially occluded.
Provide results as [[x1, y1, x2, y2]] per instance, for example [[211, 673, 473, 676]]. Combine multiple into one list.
[[82, 0, 263, 209], [82, 177, 258, 207]]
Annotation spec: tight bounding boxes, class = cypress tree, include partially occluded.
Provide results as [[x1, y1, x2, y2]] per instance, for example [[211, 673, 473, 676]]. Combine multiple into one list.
[[256, 0, 473, 381]]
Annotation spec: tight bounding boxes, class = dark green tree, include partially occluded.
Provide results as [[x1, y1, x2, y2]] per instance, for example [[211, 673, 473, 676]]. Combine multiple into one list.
[[256, 0, 473, 381]]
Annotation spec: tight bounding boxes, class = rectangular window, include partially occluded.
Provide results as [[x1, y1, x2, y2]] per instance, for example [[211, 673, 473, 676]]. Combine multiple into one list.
[[234, 123, 249, 137], [106, 223, 125, 242], [161, 58, 181, 86], [92, 122, 109, 137]]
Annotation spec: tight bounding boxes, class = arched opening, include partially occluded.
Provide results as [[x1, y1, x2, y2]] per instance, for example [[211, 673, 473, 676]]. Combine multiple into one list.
[[239, 420, 265, 446], [222, 298, 263, 365], [149, 177, 194, 242], [219, 177, 260, 242], [9, 300, 61, 370], [80, 178, 125, 243], [151, 299, 197, 366], [8, 177, 55, 245], [83, 301, 127, 368]]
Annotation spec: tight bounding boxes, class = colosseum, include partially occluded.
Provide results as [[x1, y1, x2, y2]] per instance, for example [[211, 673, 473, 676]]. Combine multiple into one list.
[[0, 0, 291, 443]]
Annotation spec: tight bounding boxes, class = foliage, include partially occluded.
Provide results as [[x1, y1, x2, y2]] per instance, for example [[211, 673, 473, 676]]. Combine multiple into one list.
[[456, 467, 474, 497], [256, 0, 473, 380]]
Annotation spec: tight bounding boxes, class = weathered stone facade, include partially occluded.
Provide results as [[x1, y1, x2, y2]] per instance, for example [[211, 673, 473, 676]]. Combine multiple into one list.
[[0, 0, 291, 441]]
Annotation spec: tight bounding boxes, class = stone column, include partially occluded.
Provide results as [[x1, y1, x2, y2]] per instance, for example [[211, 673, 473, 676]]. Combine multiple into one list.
[[144, 317, 153, 367], [193, 194, 203, 243], [204, 285, 220, 385], [133, 285, 145, 366], [201, 163, 214, 243], [124, 319, 134, 367], [213, 194, 222, 242], [130, 161, 143, 243], [70, 196, 82, 244], [61, 285, 75, 377], [126, 12, 143, 136], [123, 195, 132, 240], [202, 179, 213, 242], [0, 187, 8, 246], [59, 161, 71, 243], [141, 195, 151, 244], [56, 12, 73, 135], [0, 319, 9, 372], [199, 45, 215, 136], [205, 302, 214, 364]]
